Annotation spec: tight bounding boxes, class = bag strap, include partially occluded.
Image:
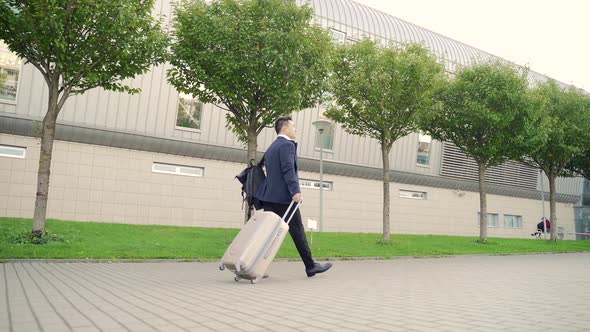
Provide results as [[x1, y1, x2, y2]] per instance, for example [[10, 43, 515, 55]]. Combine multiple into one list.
[[257, 154, 265, 167]]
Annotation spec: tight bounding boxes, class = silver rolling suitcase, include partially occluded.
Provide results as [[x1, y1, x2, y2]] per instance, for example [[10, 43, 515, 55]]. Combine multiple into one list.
[[219, 200, 301, 284]]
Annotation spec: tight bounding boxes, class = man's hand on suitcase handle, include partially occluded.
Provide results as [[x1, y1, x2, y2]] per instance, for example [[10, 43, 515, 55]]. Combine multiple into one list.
[[292, 193, 302, 202]]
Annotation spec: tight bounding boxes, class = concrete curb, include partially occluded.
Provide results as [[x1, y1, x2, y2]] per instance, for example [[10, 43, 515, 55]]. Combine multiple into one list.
[[1, 251, 586, 263]]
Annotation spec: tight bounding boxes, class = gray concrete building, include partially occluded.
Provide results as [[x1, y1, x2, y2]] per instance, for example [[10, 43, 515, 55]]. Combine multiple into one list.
[[0, 0, 586, 238]]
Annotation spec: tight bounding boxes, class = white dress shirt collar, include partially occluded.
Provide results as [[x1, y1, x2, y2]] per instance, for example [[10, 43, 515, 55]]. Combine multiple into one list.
[[278, 134, 295, 142]]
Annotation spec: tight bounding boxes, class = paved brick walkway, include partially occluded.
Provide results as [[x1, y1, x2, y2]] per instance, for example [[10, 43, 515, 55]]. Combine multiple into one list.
[[2, 253, 589, 331]]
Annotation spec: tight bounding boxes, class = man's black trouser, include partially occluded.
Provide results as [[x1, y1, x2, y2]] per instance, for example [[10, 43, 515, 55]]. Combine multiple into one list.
[[261, 201, 315, 269]]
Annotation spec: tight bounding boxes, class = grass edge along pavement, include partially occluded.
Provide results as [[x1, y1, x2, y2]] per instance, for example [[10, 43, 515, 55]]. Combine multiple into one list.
[[1, 217, 589, 260]]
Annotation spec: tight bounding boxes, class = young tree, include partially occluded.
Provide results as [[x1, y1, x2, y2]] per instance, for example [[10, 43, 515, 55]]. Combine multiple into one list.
[[168, 0, 333, 163], [419, 62, 545, 243], [526, 80, 590, 240], [325, 39, 445, 241], [0, 0, 168, 238]]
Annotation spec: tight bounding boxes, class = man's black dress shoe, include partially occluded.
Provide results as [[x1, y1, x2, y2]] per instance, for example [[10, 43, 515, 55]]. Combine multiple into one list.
[[306, 262, 332, 277]]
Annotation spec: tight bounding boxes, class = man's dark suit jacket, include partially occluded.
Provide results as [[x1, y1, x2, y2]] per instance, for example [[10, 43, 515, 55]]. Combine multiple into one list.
[[255, 136, 301, 205]]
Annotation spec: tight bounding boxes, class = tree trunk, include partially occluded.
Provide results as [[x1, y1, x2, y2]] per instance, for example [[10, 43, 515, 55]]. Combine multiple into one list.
[[548, 172, 557, 241], [477, 160, 488, 243], [246, 127, 258, 164], [381, 144, 391, 242], [243, 127, 258, 224], [32, 85, 60, 237]]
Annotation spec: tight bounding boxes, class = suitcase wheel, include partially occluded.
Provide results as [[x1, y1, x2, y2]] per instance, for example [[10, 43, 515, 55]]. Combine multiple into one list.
[[234, 276, 241, 282], [219, 264, 225, 271]]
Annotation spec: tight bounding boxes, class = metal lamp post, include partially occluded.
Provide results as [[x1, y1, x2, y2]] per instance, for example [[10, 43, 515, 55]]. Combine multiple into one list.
[[312, 119, 331, 232]]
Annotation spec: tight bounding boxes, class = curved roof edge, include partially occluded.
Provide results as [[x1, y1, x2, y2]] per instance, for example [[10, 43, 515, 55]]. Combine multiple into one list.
[[0, 114, 579, 204], [300, 0, 583, 91]]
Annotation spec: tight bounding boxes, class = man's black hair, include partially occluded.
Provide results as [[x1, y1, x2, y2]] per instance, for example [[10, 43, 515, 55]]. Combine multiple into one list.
[[274, 116, 292, 134]]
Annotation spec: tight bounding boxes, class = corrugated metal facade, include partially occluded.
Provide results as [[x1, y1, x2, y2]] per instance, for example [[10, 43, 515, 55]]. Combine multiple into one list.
[[441, 143, 539, 190], [0, 0, 584, 198]]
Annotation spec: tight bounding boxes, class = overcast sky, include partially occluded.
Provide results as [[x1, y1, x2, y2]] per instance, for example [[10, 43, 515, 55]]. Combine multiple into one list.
[[352, 0, 590, 91]]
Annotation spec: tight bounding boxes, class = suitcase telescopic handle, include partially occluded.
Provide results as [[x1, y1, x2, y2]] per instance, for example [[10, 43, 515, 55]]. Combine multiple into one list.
[[282, 198, 303, 224]]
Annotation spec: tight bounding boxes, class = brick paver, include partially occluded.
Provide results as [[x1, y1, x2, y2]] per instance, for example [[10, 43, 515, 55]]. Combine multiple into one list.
[[2, 253, 589, 331]]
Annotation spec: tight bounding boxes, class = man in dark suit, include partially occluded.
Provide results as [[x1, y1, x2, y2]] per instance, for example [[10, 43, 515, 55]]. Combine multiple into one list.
[[256, 116, 332, 277]]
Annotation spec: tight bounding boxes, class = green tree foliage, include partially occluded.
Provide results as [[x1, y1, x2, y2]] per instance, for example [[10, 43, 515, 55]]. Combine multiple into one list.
[[420, 62, 545, 243], [168, 0, 333, 163], [526, 81, 590, 240], [325, 39, 445, 241], [567, 148, 590, 180], [0, 0, 168, 238]]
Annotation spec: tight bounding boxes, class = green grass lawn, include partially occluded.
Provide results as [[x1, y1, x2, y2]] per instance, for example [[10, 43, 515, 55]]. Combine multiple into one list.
[[1, 217, 589, 260]]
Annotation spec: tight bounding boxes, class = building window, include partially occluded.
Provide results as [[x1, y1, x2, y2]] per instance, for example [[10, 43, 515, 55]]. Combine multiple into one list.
[[417, 133, 431, 166], [300, 179, 333, 190], [0, 145, 26, 159], [477, 213, 499, 228], [330, 29, 346, 44], [0, 41, 22, 103], [152, 162, 203, 177], [176, 93, 202, 130], [346, 37, 359, 44], [399, 190, 427, 200], [504, 215, 523, 228]]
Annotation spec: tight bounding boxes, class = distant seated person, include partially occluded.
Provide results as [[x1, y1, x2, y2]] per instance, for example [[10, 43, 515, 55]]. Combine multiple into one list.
[[531, 218, 550, 237]]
